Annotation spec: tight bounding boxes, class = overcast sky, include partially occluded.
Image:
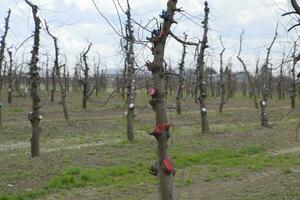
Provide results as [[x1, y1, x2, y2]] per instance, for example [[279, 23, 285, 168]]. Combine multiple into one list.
[[0, 0, 298, 75]]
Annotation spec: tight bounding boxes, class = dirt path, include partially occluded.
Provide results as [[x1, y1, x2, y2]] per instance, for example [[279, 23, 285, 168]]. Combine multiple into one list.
[[0, 139, 122, 154], [269, 147, 300, 156]]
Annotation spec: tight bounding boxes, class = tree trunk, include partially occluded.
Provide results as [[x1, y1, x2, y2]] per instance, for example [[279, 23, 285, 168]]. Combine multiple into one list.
[[147, 1, 179, 199], [7, 48, 13, 104], [81, 43, 93, 109], [45, 21, 69, 121], [219, 37, 225, 113], [176, 34, 187, 115], [197, 2, 210, 134], [46, 57, 49, 92], [237, 31, 259, 109], [259, 26, 277, 128], [25, 0, 42, 157], [125, 0, 135, 142], [0, 9, 11, 126], [51, 67, 55, 102], [291, 42, 297, 109]]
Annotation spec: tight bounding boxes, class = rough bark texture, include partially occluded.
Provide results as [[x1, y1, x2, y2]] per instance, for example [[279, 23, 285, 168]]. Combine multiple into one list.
[[253, 60, 259, 108], [81, 43, 93, 109], [291, 0, 300, 15], [277, 54, 285, 100], [237, 31, 259, 109], [7, 48, 13, 104], [125, 0, 136, 142], [176, 34, 187, 115], [25, 0, 42, 157], [95, 63, 100, 97], [51, 66, 55, 102], [197, 2, 210, 134], [209, 67, 215, 97], [45, 21, 69, 121], [260, 27, 278, 128], [45, 57, 49, 92], [147, 1, 179, 199], [291, 42, 297, 109], [0, 9, 11, 126], [219, 37, 225, 113]]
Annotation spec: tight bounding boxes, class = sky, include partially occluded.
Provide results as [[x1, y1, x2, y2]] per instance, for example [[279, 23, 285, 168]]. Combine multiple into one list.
[[0, 0, 298, 75]]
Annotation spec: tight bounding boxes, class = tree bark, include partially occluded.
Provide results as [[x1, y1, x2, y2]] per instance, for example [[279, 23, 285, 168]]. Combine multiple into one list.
[[0, 9, 11, 126], [197, 2, 210, 134], [147, 1, 179, 199], [260, 26, 278, 128], [51, 66, 55, 102], [291, 42, 297, 109], [81, 43, 93, 109], [25, 0, 42, 157], [237, 31, 259, 109], [125, 0, 136, 142], [7, 48, 13, 104], [219, 37, 225, 113], [176, 34, 187, 115], [45, 57, 49, 92], [45, 21, 69, 121]]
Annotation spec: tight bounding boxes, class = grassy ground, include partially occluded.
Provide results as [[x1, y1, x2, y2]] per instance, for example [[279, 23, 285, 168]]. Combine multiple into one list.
[[0, 90, 299, 200]]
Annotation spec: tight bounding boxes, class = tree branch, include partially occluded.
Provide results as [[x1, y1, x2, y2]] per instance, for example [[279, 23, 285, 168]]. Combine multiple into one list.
[[169, 31, 199, 46]]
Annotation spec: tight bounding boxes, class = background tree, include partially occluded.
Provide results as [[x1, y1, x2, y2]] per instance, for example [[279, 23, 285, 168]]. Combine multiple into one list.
[[260, 26, 278, 128], [290, 41, 297, 108], [80, 42, 95, 109], [7, 47, 13, 104], [219, 36, 225, 113], [237, 31, 259, 109], [0, 9, 11, 126], [50, 64, 56, 103], [176, 33, 187, 115], [45, 21, 69, 121]]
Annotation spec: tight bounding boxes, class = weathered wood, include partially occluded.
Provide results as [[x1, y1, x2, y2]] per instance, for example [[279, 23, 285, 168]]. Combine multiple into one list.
[[0, 9, 11, 126], [25, 0, 42, 157], [197, 2, 210, 134], [176, 33, 187, 115], [45, 21, 69, 121]]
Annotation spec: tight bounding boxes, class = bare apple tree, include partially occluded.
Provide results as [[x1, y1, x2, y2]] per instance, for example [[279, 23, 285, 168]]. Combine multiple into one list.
[[196, 2, 210, 134], [25, 0, 42, 157], [0, 9, 11, 126], [45, 21, 69, 120], [176, 33, 187, 115]]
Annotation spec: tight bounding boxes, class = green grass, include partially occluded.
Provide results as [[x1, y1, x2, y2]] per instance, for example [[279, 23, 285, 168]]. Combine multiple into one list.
[[11, 107, 25, 113], [47, 164, 150, 191], [2, 145, 300, 200], [210, 123, 259, 133], [0, 91, 298, 199]]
